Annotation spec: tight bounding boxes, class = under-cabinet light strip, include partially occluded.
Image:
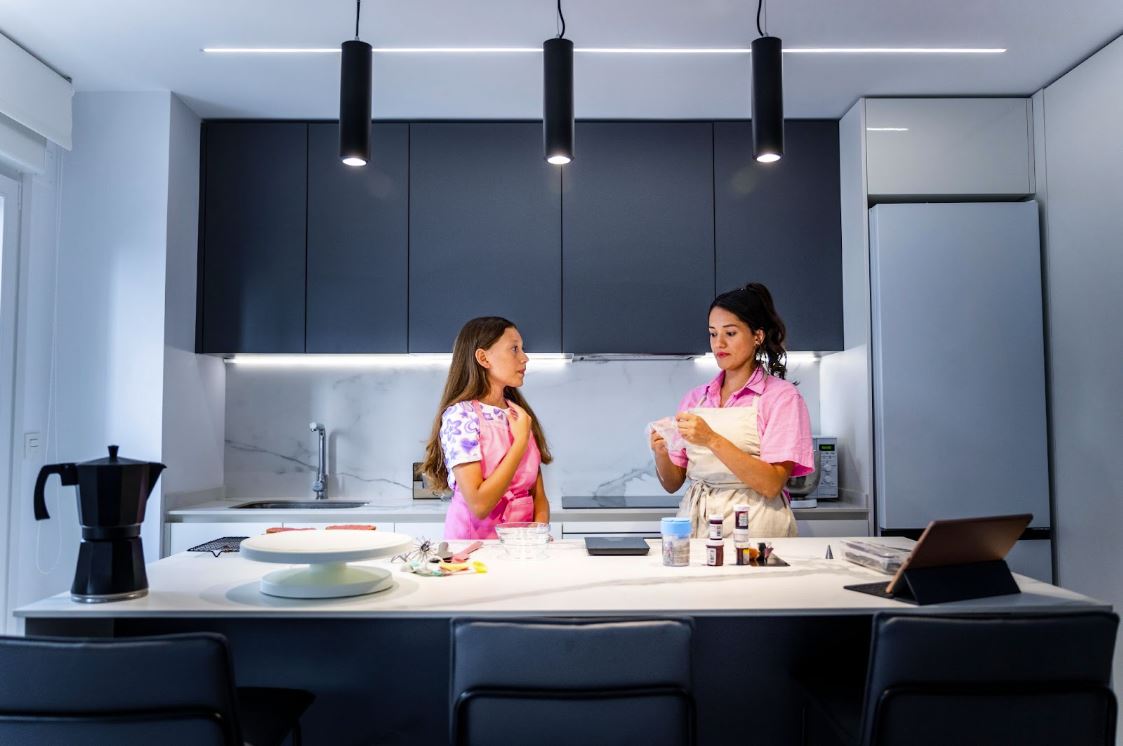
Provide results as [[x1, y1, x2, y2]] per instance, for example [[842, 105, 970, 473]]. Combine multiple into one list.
[[222, 352, 821, 368], [223, 354, 570, 368]]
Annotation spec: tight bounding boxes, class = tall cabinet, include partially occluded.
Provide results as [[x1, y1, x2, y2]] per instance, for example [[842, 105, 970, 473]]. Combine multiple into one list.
[[823, 97, 1051, 580]]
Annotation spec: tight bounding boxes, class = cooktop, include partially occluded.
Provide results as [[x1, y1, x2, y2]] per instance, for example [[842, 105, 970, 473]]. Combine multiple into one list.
[[561, 495, 682, 509]]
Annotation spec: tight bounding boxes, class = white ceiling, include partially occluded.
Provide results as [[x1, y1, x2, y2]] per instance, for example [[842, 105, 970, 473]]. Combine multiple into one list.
[[3, 0, 1122, 120]]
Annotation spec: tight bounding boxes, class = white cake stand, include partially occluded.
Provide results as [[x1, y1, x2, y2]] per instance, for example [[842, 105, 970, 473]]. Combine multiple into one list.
[[240, 530, 413, 599]]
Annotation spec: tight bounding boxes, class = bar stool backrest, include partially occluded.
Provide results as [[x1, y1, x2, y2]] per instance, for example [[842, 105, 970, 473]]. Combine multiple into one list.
[[860, 611, 1119, 746], [0, 632, 242, 745], [450, 617, 695, 746]]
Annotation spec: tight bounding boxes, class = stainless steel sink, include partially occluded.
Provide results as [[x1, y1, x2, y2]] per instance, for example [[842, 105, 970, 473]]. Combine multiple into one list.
[[231, 500, 369, 510]]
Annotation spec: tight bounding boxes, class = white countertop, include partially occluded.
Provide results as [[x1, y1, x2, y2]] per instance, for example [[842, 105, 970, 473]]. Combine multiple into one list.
[[16, 537, 1104, 619], [166, 494, 869, 522]]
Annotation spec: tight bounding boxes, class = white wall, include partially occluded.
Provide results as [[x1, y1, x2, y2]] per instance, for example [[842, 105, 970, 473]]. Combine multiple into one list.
[[820, 100, 874, 520], [4, 92, 223, 623], [1035, 34, 1123, 695], [160, 95, 224, 508], [53, 92, 169, 557]]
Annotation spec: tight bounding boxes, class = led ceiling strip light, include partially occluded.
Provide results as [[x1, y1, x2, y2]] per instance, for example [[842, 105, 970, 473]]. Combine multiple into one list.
[[203, 47, 1006, 55]]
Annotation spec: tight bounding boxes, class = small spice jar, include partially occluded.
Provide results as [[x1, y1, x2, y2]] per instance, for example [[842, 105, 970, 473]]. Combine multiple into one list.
[[733, 503, 750, 543], [661, 517, 692, 567], [734, 542, 754, 565], [707, 514, 724, 541], [733, 503, 750, 531], [706, 539, 725, 566]]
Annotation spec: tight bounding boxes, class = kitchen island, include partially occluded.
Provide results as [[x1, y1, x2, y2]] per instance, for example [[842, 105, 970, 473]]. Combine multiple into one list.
[[16, 537, 1106, 744]]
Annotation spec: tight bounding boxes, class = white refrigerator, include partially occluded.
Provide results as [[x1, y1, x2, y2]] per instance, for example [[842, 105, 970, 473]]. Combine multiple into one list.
[[868, 202, 1052, 580]]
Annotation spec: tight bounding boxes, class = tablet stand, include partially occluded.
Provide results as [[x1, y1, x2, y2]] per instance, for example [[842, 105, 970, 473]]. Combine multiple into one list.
[[845, 559, 1021, 605], [895, 559, 1020, 604]]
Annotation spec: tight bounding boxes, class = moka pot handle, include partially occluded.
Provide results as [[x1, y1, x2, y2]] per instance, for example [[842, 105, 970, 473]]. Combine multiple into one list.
[[34, 463, 78, 521]]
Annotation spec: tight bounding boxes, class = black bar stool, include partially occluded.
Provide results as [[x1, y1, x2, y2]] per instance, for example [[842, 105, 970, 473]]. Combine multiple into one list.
[[0, 632, 313, 746], [450, 617, 695, 746], [798, 610, 1119, 746]]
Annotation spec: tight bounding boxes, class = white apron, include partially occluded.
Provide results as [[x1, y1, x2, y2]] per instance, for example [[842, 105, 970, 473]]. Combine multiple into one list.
[[678, 396, 799, 539]]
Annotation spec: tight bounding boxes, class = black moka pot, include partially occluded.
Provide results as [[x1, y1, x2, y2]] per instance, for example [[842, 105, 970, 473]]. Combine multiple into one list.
[[34, 445, 166, 603]]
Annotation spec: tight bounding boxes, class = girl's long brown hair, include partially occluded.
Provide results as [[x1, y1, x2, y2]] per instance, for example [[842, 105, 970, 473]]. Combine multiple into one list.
[[422, 317, 553, 490]]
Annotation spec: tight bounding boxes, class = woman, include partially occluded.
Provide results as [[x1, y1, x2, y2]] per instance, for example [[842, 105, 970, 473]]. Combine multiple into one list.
[[651, 283, 813, 538], [423, 317, 552, 539]]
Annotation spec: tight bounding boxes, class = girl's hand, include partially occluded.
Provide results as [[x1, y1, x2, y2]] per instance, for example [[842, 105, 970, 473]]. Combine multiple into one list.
[[507, 401, 533, 442], [675, 412, 718, 448], [649, 428, 667, 453]]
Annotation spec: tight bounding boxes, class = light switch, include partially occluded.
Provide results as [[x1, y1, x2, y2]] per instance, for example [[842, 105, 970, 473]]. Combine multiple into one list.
[[24, 432, 41, 458]]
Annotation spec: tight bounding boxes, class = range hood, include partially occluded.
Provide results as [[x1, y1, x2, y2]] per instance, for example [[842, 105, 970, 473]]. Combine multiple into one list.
[[570, 353, 699, 361]]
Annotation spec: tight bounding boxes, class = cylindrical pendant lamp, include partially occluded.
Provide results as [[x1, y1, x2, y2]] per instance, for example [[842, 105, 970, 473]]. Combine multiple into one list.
[[543, 37, 574, 165], [751, 35, 784, 163], [339, 39, 372, 167]]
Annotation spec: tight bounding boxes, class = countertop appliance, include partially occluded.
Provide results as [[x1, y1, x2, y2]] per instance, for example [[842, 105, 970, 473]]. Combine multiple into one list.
[[33, 445, 165, 602], [412, 461, 452, 500], [786, 437, 838, 508], [868, 203, 1051, 576], [812, 437, 838, 500]]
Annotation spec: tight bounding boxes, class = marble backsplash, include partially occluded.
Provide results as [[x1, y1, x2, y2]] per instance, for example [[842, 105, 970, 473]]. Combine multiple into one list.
[[225, 358, 821, 505]]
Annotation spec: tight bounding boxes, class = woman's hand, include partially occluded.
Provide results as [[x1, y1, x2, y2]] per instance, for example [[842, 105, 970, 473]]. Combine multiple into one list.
[[507, 401, 533, 443], [675, 412, 719, 449], [649, 428, 667, 453]]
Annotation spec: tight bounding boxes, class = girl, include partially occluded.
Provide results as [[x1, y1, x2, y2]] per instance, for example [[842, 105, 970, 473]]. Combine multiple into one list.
[[651, 283, 813, 538], [423, 317, 552, 539]]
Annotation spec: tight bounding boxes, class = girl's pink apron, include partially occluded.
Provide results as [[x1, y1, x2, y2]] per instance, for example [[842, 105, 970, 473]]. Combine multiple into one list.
[[443, 401, 541, 540]]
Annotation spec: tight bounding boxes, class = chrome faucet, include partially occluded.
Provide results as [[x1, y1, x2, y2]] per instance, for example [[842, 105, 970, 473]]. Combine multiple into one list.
[[310, 422, 327, 500]]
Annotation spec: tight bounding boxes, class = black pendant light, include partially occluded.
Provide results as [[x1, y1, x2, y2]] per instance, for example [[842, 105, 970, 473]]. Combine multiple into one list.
[[751, 0, 783, 163], [339, 0, 372, 167], [543, 0, 574, 165]]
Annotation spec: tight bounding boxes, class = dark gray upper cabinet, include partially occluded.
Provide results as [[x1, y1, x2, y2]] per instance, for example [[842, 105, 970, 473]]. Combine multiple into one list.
[[200, 122, 307, 353], [306, 123, 409, 352], [714, 121, 843, 351], [197, 119, 844, 355], [562, 122, 715, 354], [408, 123, 562, 352]]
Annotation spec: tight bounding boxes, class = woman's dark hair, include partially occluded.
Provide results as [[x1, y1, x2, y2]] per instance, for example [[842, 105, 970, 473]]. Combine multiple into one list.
[[709, 282, 789, 379]]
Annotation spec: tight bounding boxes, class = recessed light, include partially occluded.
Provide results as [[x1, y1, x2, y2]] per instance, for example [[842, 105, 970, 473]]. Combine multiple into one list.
[[866, 127, 910, 132]]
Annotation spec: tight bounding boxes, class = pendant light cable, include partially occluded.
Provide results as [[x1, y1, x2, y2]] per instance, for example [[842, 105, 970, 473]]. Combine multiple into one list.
[[355, 0, 362, 40], [556, 0, 566, 39], [756, 0, 766, 37]]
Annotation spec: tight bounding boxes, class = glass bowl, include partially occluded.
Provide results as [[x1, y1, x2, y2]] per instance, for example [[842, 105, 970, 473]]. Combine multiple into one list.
[[494, 522, 551, 560]]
